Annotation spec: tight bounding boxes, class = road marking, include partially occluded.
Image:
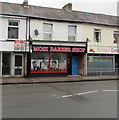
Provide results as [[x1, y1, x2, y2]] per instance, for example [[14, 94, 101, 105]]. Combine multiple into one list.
[[102, 90, 119, 92], [62, 90, 98, 98], [52, 94, 56, 96]]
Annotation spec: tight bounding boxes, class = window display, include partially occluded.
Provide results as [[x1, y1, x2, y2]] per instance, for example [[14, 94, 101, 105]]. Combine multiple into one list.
[[31, 60, 48, 70], [59, 60, 66, 70], [31, 53, 67, 73], [31, 53, 49, 72], [50, 53, 67, 72]]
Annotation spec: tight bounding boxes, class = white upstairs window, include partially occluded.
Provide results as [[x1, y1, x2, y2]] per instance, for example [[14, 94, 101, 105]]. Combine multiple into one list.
[[43, 23, 53, 40], [8, 21, 19, 39], [113, 31, 119, 43], [68, 25, 76, 41], [94, 29, 101, 42]]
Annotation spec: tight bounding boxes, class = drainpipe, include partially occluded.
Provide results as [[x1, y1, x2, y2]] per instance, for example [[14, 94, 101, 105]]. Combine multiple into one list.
[[24, 18, 28, 77], [0, 52, 2, 77], [26, 18, 31, 77]]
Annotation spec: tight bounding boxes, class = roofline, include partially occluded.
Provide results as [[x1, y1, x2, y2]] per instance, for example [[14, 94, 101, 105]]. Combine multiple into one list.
[[1, 1, 117, 17], [1, 13, 118, 27]]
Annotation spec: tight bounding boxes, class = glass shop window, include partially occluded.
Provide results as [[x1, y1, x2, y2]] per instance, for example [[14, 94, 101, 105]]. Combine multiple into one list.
[[50, 53, 67, 71], [31, 53, 67, 73], [31, 53, 49, 72]]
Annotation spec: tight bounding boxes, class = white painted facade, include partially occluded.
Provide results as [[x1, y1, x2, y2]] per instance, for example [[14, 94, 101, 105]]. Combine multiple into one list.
[[0, 15, 27, 41], [0, 15, 29, 77], [0, 13, 118, 77], [30, 19, 83, 42], [30, 19, 118, 48]]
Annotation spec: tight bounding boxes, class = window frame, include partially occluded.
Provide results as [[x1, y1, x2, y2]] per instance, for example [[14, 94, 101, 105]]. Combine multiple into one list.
[[113, 31, 119, 43], [94, 29, 101, 42], [8, 20, 19, 40], [68, 25, 77, 42], [43, 23, 53, 41]]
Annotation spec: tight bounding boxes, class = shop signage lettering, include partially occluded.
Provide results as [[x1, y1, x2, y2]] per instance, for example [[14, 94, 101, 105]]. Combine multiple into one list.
[[72, 48, 86, 52], [89, 46, 119, 54], [97, 48, 110, 53], [33, 46, 86, 53], [33, 46, 48, 52], [50, 47, 71, 52], [14, 40, 25, 51], [111, 48, 119, 53]]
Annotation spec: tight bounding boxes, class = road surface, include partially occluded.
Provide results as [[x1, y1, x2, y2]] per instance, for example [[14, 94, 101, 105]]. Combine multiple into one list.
[[2, 80, 118, 118]]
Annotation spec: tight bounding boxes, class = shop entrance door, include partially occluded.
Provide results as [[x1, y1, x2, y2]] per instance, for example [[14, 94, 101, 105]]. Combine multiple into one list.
[[2, 53, 11, 75], [14, 54, 23, 76], [72, 56, 79, 75]]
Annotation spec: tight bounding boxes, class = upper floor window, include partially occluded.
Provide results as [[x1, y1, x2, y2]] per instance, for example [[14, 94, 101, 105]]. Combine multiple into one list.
[[68, 25, 76, 41], [113, 31, 119, 43], [43, 23, 53, 40], [94, 29, 101, 42], [8, 21, 19, 39]]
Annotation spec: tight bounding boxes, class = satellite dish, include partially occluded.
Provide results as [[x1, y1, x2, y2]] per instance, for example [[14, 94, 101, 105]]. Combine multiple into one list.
[[34, 29, 40, 36]]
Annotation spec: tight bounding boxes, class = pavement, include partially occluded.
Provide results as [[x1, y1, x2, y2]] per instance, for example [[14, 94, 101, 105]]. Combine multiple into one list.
[[0, 75, 119, 85]]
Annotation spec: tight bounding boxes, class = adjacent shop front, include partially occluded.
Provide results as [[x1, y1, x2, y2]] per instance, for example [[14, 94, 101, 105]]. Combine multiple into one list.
[[87, 46, 119, 74], [29, 42, 87, 77], [0, 40, 29, 77]]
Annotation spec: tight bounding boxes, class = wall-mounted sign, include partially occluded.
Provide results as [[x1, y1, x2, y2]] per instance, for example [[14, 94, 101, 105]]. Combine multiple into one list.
[[14, 40, 25, 51], [88, 46, 119, 54], [32, 46, 86, 53]]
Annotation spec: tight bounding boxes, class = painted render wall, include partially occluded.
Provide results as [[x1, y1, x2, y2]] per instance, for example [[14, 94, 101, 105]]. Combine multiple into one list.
[[30, 19, 117, 48], [0, 16, 27, 41], [30, 19, 83, 42], [81, 23, 118, 47]]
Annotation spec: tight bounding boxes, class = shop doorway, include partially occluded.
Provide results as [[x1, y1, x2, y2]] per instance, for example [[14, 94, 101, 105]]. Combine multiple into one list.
[[72, 56, 79, 75], [2, 53, 11, 75], [14, 54, 23, 76]]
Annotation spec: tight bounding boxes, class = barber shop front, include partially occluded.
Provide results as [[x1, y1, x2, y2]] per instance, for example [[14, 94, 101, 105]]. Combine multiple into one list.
[[29, 44, 87, 77]]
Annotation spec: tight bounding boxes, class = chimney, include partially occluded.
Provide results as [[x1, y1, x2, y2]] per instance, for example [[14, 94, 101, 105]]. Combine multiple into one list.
[[63, 3, 72, 12], [23, 0, 29, 7]]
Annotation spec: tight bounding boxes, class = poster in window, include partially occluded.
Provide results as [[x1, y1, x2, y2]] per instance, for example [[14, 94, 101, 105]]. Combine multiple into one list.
[[31, 60, 48, 71], [39, 60, 48, 70], [31, 60, 40, 70], [50, 60, 58, 70], [58, 60, 66, 70]]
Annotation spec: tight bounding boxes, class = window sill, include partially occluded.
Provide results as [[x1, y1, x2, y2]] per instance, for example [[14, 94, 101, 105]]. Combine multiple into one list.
[[6, 39, 19, 41]]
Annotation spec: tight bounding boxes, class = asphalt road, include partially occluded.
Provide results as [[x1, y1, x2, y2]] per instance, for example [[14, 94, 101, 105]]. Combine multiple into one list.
[[2, 80, 118, 118]]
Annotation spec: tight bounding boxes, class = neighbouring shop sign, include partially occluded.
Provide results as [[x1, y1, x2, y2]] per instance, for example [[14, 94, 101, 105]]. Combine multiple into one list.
[[88, 46, 119, 54], [14, 40, 25, 51], [33, 46, 86, 53]]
